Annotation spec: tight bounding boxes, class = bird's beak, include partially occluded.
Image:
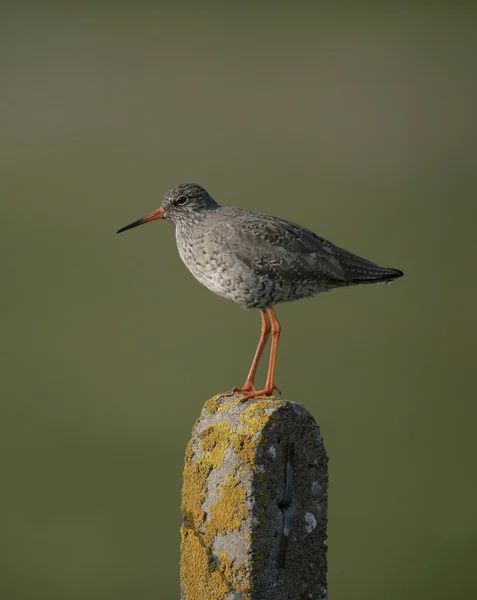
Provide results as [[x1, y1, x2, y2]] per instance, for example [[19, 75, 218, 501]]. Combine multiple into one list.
[[116, 207, 165, 233]]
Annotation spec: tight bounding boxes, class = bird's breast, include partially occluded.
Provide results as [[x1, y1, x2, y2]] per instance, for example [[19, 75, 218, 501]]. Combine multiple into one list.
[[176, 231, 232, 297], [174, 226, 324, 309]]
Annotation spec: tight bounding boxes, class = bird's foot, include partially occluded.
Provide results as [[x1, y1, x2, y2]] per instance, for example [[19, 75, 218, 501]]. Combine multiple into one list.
[[232, 381, 256, 394], [222, 381, 281, 402], [239, 384, 281, 403], [220, 382, 255, 397]]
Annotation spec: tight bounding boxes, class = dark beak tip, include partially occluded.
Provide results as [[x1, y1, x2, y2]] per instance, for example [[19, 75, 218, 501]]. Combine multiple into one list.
[[116, 217, 145, 234], [116, 208, 164, 235]]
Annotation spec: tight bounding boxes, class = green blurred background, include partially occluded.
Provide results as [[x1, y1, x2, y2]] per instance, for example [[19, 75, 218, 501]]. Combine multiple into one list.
[[1, 3, 476, 598]]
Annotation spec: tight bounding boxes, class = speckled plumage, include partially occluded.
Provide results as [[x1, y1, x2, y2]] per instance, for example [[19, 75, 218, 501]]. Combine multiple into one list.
[[117, 182, 403, 400], [159, 183, 403, 309]]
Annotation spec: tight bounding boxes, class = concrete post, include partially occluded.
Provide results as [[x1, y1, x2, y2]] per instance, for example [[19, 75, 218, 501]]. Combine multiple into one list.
[[180, 394, 328, 600]]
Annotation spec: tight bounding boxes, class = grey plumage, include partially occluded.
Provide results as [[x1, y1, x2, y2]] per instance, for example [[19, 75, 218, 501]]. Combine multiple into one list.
[[117, 182, 403, 399], [157, 183, 403, 309]]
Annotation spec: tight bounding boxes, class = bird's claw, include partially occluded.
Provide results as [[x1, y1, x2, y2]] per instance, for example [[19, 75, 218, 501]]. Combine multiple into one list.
[[221, 382, 255, 397], [239, 384, 281, 402], [222, 382, 281, 402], [232, 382, 256, 394]]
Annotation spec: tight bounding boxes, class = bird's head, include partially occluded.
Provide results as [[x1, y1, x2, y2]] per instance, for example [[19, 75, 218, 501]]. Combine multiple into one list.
[[116, 183, 219, 234]]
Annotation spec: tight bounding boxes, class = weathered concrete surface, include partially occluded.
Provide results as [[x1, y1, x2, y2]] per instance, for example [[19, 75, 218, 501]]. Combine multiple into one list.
[[180, 394, 328, 600]]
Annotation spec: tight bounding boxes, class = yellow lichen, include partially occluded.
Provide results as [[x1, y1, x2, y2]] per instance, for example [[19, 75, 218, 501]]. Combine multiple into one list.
[[180, 529, 230, 599], [182, 420, 235, 531], [199, 421, 234, 469], [203, 393, 243, 414], [203, 394, 224, 414], [181, 440, 209, 529], [180, 396, 282, 599], [218, 552, 251, 594], [232, 397, 281, 468], [231, 432, 257, 468], [215, 396, 241, 413], [207, 473, 248, 537], [239, 398, 279, 432]]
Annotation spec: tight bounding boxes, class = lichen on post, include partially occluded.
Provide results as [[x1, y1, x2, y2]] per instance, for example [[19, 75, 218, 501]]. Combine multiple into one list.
[[180, 394, 328, 600]]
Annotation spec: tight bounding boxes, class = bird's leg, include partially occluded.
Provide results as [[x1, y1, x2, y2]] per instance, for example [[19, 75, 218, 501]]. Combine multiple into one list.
[[240, 307, 281, 402], [232, 310, 271, 394], [263, 307, 282, 394]]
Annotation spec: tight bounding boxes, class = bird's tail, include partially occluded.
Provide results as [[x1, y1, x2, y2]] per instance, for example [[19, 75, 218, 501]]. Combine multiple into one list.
[[348, 265, 404, 285], [334, 246, 404, 285], [368, 267, 403, 284]]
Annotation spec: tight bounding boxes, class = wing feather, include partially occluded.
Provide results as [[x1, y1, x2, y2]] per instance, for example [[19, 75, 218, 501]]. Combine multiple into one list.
[[209, 208, 401, 285]]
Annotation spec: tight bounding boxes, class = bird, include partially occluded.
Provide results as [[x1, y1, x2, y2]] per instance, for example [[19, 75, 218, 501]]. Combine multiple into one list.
[[117, 183, 403, 401]]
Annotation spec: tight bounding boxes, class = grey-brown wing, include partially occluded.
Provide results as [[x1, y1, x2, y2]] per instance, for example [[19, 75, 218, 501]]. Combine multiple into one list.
[[211, 209, 400, 285]]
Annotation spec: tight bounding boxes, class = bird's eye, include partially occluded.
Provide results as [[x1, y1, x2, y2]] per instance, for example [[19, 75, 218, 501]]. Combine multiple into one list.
[[176, 195, 188, 206]]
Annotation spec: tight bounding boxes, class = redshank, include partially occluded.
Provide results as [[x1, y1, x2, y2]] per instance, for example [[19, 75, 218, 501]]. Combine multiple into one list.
[[117, 183, 403, 401]]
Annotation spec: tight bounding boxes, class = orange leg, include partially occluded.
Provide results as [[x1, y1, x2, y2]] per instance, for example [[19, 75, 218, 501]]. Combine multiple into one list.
[[232, 310, 271, 394], [240, 307, 282, 402]]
